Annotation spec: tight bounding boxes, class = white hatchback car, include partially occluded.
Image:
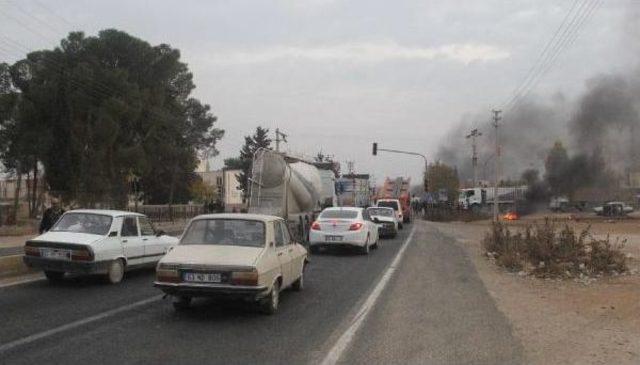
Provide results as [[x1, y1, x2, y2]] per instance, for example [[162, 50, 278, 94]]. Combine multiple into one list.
[[23, 209, 178, 284], [155, 214, 308, 314], [376, 199, 404, 229], [366, 206, 399, 238], [308, 207, 380, 254]]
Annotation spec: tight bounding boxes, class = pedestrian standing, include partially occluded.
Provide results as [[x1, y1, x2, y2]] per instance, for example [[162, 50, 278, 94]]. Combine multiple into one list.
[[39, 198, 65, 233]]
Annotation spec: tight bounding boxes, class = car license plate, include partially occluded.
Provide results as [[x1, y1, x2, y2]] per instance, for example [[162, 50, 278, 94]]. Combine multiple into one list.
[[325, 235, 343, 242], [41, 248, 71, 260], [183, 272, 221, 283]]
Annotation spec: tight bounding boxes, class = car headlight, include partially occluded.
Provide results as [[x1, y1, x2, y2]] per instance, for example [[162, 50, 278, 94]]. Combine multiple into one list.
[[230, 269, 259, 286]]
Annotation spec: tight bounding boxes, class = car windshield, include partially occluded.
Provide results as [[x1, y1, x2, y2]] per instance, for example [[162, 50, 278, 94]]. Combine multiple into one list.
[[50, 213, 113, 235], [180, 219, 265, 247], [377, 201, 399, 210], [320, 210, 359, 219], [367, 208, 393, 217]]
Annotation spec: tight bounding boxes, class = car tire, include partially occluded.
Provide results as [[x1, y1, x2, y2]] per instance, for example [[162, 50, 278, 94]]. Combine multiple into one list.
[[360, 236, 370, 255], [372, 237, 380, 249], [106, 259, 125, 284], [44, 270, 64, 282], [172, 296, 192, 311], [291, 271, 304, 291], [261, 280, 280, 315]]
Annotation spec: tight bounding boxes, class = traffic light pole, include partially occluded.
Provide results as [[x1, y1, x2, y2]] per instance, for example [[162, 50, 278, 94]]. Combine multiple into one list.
[[372, 143, 428, 190]]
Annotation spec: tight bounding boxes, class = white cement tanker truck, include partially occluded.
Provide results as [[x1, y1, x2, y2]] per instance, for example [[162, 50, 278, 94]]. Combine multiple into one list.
[[248, 148, 326, 241]]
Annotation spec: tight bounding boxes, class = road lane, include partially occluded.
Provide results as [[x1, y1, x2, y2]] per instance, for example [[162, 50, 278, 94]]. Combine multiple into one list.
[[338, 222, 523, 365], [0, 268, 160, 345], [0, 227, 411, 364]]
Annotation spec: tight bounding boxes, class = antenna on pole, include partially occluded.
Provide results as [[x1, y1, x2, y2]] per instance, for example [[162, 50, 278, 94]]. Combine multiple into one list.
[[275, 128, 288, 153], [466, 128, 482, 187]]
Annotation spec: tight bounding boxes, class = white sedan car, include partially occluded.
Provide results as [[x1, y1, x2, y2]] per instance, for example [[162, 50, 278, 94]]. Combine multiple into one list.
[[23, 209, 178, 284], [308, 207, 380, 254], [366, 206, 399, 238], [155, 214, 308, 314]]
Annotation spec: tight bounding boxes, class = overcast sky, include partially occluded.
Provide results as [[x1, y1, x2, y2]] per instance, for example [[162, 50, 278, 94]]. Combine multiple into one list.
[[0, 0, 636, 184]]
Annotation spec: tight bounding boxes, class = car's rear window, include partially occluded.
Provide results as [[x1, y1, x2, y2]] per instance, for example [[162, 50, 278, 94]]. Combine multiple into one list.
[[377, 201, 399, 210], [320, 210, 359, 219], [50, 213, 113, 235], [180, 219, 265, 247], [367, 208, 393, 217]]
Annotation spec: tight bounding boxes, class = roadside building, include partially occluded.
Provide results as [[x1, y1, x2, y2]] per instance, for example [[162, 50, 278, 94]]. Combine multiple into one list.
[[337, 174, 371, 207]]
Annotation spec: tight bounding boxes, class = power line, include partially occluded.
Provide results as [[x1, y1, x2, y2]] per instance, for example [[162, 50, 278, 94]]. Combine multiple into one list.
[[500, 0, 582, 108], [511, 0, 602, 107], [6, 1, 67, 36], [504, 0, 594, 111], [501, 0, 601, 113]]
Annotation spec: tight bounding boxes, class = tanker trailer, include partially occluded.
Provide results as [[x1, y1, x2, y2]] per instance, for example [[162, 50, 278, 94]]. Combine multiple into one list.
[[248, 148, 323, 241]]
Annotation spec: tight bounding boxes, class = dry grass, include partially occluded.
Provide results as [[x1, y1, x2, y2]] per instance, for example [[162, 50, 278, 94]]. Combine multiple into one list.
[[483, 219, 627, 277]]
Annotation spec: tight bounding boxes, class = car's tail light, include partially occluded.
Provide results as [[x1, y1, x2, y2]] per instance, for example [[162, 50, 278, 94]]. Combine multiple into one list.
[[349, 222, 363, 231], [231, 270, 259, 286], [156, 264, 180, 283], [311, 221, 321, 231], [71, 248, 93, 261], [24, 245, 40, 256]]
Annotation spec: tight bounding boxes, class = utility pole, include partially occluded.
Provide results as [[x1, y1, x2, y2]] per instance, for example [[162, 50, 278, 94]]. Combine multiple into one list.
[[275, 128, 288, 153], [466, 129, 482, 187], [492, 110, 502, 222], [347, 161, 356, 205]]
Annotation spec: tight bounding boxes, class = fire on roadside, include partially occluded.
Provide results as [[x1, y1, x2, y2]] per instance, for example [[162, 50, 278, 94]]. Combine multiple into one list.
[[502, 211, 519, 221]]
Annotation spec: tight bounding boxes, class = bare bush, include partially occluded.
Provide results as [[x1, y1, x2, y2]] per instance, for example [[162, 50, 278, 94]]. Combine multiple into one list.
[[482, 219, 627, 277]]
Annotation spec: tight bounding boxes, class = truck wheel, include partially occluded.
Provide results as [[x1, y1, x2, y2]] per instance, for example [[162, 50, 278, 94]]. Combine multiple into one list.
[[172, 296, 192, 311], [260, 281, 280, 315], [44, 271, 64, 282], [106, 259, 125, 284]]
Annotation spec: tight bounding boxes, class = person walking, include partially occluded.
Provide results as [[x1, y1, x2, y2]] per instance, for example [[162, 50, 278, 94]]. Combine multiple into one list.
[[39, 198, 65, 233]]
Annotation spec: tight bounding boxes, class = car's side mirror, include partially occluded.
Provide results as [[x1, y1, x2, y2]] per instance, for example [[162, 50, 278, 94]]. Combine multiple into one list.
[[108, 231, 118, 237], [156, 230, 165, 237]]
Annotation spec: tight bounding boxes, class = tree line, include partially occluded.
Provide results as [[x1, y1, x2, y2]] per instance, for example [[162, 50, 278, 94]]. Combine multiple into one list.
[[0, 29, 223, 217]]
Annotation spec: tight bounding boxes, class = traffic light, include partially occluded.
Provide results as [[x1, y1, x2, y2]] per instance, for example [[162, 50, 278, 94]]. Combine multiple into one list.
[[372, 142, 377, 156]]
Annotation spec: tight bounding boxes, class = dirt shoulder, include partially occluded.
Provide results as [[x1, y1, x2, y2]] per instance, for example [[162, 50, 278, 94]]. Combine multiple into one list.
[[431, 219, 640, 365]]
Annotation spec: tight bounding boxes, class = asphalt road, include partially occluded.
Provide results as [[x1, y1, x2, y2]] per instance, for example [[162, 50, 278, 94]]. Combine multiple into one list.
[[0, 221, 522, 365]]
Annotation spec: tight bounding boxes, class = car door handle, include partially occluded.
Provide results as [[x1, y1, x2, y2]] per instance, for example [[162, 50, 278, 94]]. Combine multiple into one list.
[[277, 252, 284, 257], [142, 238, 148, 241], [122, 240, 128, 243]]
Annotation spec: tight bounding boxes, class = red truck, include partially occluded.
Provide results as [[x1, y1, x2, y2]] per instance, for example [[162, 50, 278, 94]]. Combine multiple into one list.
[[377, 177, 412, 223]]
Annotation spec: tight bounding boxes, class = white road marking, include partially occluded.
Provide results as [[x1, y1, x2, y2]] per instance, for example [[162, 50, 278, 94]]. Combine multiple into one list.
[[0, 295, 162, 353], [0, 275, 45, 289], [320, 225, 417, 365]]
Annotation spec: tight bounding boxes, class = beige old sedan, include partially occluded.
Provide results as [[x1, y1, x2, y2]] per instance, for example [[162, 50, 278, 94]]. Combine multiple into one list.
[[154, 213, 308, 314]]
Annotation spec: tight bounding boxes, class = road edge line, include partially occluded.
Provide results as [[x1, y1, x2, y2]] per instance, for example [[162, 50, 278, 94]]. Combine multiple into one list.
[[0, 274, 44, 289], [0, 295, 162, 354], [319, 224, 417, 365]]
